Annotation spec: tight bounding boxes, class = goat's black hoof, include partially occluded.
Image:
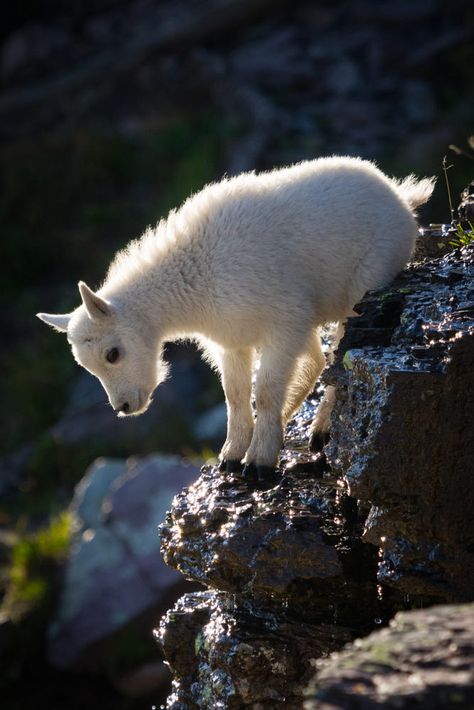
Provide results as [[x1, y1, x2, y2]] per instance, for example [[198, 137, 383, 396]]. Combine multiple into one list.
[[228, 459, 244, 474], [256, 465, 279, 488], [310, 430, 330, 453], [242, 463, 279, 489], [219, 459, 244, 474], [242, 463, 258, 483]]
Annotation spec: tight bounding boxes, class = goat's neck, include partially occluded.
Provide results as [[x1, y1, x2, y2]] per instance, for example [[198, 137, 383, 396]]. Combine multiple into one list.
[[107, 244, 210, 342]]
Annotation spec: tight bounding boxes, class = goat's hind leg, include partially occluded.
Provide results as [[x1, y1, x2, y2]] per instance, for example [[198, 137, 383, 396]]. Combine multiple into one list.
[[309, 321, 346, 451], [309, 385, 336, 451], [282, 329, 326, 423]]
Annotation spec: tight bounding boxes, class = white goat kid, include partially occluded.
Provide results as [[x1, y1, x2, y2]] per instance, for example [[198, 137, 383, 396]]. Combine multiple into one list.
[[37, 157, 435, 479]]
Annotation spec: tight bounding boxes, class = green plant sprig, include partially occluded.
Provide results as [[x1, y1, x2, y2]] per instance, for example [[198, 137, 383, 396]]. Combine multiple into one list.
[[449, 221, 474, 248]]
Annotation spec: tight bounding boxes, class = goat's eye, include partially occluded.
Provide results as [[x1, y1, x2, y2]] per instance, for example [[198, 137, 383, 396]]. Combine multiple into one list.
[[106, 347, 120, 364]]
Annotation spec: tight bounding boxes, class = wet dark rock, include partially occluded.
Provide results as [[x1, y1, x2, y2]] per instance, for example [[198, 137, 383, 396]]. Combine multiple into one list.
[[413, 224, 457, 259], [159, 450, 384, 620], [305, 603, 474, 709], [325, 244, 474, 601], [157, 244, 474, 707], [158, 591, 354, 709], [157, 406, 390, 706], [458, 180, 474, 225]]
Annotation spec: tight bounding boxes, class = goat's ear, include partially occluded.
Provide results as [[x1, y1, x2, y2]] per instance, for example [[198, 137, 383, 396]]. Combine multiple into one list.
[[36, 312, 71, 333], [78, 281, 112, 320]]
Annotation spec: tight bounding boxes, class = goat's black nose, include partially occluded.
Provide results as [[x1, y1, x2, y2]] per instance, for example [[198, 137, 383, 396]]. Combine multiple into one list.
[[115, 401, 130, 414]]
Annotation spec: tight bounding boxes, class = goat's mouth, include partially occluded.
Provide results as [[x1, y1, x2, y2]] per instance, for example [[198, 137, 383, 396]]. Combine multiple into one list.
[[137, 390, 153, 414], [116, 390, 152, 417], [134, 397, 152, 415]]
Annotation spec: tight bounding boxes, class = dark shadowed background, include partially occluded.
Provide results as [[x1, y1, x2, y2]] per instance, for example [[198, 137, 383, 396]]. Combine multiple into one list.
[[0, 1, 473, 708]]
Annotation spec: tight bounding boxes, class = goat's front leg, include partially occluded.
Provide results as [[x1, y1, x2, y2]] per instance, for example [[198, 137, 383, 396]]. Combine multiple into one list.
[[217, 347, 254, 473], [243, 344, 298, 477]]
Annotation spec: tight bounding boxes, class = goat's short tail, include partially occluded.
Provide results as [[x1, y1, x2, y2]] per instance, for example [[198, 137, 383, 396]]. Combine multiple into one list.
[[393, 174, 437, 211]]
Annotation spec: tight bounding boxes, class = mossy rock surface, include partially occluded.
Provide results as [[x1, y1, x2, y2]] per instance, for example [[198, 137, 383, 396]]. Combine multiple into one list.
[[305, 603, 474, 709]]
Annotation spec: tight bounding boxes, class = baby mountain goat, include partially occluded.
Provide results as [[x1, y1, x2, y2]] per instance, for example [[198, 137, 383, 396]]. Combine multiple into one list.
[[38, 157, 435, 480]]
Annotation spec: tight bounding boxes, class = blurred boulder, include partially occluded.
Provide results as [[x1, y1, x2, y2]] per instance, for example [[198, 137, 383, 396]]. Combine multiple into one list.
[[192, 401, 227, 444], [0, 443, 34, 496], [48, 454, 200, 669], [50, 345, 214, 448]]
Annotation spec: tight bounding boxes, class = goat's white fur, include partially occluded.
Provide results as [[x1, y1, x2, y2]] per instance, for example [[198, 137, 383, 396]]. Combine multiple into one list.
[[37, 157, 435, 467]]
